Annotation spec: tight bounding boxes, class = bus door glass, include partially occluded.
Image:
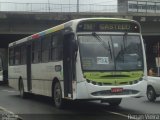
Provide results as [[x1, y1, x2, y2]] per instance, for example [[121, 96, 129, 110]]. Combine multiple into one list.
[[26, 44, 32, 91], [63, 33, 76, 98]]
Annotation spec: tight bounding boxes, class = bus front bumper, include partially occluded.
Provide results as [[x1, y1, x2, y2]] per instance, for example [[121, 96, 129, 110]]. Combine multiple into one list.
[[76, 80, 147, 99]]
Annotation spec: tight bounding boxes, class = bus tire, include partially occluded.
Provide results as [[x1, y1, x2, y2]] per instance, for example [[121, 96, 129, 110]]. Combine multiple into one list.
[[147, 86, 156, 102], [108, 98, 122, 106], [19, 79, 26, 98], [53, 82, 64, 108]]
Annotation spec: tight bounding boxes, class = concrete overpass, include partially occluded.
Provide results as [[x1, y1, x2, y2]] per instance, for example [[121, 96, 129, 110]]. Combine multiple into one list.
[[0, 11, 160, 36], [1, 0, 160, 36]]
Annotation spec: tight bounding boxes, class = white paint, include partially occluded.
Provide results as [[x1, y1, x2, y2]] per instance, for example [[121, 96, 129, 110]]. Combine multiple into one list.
[[105, 110, 128, 118], [1, 90, 16, 93]]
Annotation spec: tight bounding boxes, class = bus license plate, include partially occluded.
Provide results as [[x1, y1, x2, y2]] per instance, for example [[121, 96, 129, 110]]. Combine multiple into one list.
[[111, 88, 123, 93]]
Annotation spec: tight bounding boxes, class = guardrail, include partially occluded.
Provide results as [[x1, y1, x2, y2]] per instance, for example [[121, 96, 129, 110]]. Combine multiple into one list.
[[0, 2, 117, 13]]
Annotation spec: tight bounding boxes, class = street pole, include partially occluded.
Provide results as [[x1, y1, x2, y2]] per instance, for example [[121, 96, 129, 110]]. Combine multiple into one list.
[[77, 0, 79, 13], [48, 0, 50, 12], [69, 0, 70, 12]]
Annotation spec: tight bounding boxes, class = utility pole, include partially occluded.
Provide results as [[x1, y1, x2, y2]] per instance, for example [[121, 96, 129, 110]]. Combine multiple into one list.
[[77, 0, 79, 13], [48, 0, 51, 12]]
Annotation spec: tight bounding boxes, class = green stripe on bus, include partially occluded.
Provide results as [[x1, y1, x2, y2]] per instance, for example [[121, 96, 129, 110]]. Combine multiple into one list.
[[84, 18, 134, 22], [84, 71, 143, 85]]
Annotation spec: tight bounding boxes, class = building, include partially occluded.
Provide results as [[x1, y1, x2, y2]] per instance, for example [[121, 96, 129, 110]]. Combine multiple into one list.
[[118, 0, 160, 14]]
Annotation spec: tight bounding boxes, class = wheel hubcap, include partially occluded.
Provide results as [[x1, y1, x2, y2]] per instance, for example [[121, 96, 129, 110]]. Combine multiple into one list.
[[148, 89, 153, 99]]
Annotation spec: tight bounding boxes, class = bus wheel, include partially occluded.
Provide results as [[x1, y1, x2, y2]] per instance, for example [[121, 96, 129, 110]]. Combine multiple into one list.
[[19, 79, 26, 98], [53, 82, 64, 108], [108, 98, 122, 106], [147, 86, 156, 102]]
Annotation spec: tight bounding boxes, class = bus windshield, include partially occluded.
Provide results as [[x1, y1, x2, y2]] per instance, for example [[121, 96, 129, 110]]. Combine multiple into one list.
[[78, 34, 143, 71]]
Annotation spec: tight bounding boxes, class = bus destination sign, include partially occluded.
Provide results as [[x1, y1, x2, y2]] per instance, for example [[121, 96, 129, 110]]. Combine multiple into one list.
[[77, 21, 140, 33]]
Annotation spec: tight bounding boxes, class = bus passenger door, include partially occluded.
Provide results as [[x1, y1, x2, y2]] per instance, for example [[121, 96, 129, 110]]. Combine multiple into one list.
[[63, 33, 76, 98], [26, 44, 32, 92]]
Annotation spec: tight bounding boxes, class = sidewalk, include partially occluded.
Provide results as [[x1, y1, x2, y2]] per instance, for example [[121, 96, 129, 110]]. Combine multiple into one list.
[[0, 107, 22, 120]]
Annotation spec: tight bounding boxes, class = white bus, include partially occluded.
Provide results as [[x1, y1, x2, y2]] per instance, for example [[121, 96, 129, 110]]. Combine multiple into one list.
[[0, 56, 3, 81], [0, 48, 8, 83], [8, 18, 147, 108]]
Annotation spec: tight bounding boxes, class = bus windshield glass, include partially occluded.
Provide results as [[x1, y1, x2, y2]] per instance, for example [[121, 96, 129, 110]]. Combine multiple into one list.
[[78, 34, 143, 71]]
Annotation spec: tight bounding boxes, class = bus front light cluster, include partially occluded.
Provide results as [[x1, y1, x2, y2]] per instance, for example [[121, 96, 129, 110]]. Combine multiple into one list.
[[129, 78, 143, 85], [86, 79, 111, 86]]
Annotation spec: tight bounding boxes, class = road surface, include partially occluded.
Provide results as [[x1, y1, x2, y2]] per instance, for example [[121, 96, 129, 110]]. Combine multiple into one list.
[[0, 85, 160, 120]]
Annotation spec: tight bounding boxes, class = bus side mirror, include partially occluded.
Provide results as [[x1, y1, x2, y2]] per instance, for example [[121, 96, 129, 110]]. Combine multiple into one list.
[[73, 39, 78, 52], [64, 32, 78, 52]]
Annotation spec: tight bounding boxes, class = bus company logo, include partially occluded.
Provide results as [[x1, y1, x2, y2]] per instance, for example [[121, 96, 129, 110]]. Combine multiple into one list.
[[128, 114, 160, 120]]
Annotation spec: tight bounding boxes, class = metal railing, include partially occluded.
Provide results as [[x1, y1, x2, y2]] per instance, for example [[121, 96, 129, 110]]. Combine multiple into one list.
[[0, 2, 117, 13]]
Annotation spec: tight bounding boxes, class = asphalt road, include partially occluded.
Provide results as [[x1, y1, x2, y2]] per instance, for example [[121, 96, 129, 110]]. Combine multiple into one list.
[[0, 85, 160, 120]]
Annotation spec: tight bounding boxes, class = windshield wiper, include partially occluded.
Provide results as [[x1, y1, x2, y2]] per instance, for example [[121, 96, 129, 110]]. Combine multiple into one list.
[[92, 32, 108, 49], [123, 32, 128, 50], [108, 41, 112, 60], [92, 32, 113, 60]]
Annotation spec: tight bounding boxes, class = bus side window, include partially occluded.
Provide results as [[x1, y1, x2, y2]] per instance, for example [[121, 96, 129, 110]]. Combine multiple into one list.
[[51, 34, 63, 61], [15, 46, 21, 65], [41, 35, 51, 62], [9, 48, 14, 65], [21, 45, 26, 64], [32, 39, 41, 63]]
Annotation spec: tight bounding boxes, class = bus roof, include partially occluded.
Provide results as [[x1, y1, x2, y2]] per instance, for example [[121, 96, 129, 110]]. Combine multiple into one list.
[[9, 17, 140, 47]]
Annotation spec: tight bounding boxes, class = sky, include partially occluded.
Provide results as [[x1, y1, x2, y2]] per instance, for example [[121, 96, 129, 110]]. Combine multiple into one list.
[[0, 0, 117, 12]]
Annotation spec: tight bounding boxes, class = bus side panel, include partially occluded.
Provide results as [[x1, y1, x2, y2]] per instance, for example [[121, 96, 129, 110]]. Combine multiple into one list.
[[31, 61, 63, 96], [8, 65, 27, 91], [75, 50, 90, 99]]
